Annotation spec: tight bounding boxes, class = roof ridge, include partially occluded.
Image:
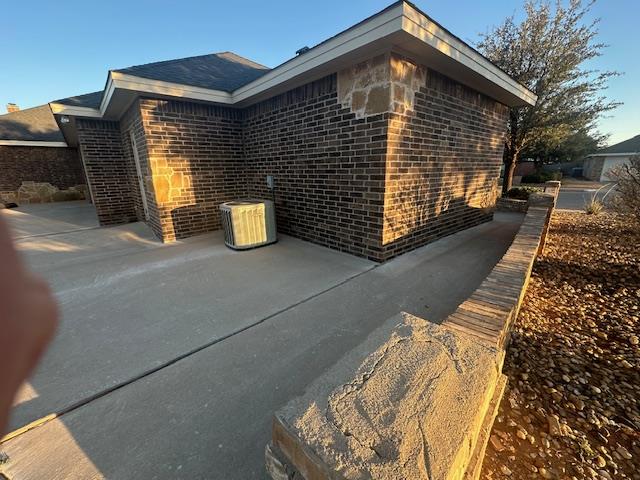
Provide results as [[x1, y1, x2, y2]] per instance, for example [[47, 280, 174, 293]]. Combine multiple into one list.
[[113, 51, 269, 73]]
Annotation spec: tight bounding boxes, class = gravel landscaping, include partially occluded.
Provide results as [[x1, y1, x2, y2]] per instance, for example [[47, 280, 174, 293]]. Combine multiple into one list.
[[481, 211, 640, 479]]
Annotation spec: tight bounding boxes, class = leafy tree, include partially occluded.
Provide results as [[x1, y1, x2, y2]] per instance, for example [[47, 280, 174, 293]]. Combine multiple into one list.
[[522, 129, 605, 165], [478, 0, 620, 193]]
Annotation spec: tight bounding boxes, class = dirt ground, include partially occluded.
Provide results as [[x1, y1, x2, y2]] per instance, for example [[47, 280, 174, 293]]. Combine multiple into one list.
[[481, 211, 640, 480]]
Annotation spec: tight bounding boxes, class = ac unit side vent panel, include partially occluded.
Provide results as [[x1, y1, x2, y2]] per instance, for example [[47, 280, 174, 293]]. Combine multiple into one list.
[[219, 199, 277, 250]]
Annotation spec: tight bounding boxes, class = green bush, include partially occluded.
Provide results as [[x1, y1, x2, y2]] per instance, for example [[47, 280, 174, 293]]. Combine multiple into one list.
[[521, 172, 551, 183], [521, 170, 562, 183], [505, 187, 540, 200], [52, 190, 84, 202]]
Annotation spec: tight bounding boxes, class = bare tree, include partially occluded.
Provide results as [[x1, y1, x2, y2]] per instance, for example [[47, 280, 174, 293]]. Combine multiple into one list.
[[478, 0, 620, 193], [608, 155, 640, 226]]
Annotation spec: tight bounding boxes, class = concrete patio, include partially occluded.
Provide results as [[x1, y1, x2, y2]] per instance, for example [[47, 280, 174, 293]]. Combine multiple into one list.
[[1, 201, 524, 479]]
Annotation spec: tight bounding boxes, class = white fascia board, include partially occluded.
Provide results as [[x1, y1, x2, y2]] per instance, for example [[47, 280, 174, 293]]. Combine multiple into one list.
[[587, 152, 635, 157], [49, 102, 101, 118], [233, 5, 404, 103], [400, 4, 537, 106], [109, 72, 234, 107], [0, 140, 68, 147]]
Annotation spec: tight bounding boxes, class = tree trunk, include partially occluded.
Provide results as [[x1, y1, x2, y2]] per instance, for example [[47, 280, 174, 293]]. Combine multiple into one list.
[[503, 149, 517, 194], [502, 109, 520, 195]]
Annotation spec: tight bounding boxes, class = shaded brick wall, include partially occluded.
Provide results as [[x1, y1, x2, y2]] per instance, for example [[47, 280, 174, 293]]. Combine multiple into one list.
[[120, 101, 157, 232], [76, 119, 138, 225], [381, 66, 508, 260], [0, 146, 84, 191], [243, 75, 388, 260], [138, 98, 245, 241]]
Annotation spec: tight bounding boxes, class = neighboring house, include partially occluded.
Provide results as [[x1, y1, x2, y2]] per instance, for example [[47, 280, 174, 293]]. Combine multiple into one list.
[[514, 159, 536, 178], [0, 104, 86, 200], [583, 134, 639, 182], [47, 1, 536, 261]]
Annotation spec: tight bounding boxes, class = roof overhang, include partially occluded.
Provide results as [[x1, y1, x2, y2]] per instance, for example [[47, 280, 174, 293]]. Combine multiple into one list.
[[0, 140, 68, 147], [49, 1, 536, 127], [587, 152, 637, 157]]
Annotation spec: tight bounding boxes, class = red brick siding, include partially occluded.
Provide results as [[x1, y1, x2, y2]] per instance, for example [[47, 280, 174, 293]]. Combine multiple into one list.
[[243, 75, 388, 260], [138, 98, 245, 241], [76, 119, 138, 225], [0, 145, 84, 191], [381, 69, 508, 260]]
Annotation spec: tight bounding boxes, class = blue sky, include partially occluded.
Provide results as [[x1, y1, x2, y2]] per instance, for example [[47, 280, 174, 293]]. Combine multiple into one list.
[[1, 0, 637, 144]]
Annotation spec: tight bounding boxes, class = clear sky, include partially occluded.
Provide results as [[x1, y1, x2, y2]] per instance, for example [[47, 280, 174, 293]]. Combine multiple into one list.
[[1, 0, 637, 145]]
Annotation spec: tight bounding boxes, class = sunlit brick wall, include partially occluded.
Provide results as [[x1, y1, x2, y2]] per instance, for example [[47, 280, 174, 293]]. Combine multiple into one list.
[[380, 57, 509, 260], [138, 99, 245, 242]]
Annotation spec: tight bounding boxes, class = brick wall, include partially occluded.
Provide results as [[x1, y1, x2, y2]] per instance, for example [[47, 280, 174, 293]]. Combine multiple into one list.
[[76, 119, 138, 225], [73, 54, 509, 261], [0, 145, 84, 191], [138, 98, 245, 241], [120, 101, 154, 228], [244, 75, 388, 260], [381, 62, 508, 260]]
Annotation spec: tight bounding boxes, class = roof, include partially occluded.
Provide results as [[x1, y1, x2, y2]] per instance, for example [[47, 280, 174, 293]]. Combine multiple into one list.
[[54, 91, 103, 109], [50, 1, 537, 122], [113, 51, 270, 92], [0, 104, 65, 143], [593, 134, 640, 155]]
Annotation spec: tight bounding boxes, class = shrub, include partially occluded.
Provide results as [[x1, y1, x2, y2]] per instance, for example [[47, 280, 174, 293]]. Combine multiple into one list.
[[52, 190, 84, 202], [584, 198, 603, 215], [607, 155, 640, 226], [522, 171, 551, 183], [505, 187, 540, 200]]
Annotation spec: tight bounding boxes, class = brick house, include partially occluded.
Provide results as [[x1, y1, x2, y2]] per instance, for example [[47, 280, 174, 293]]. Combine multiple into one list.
[[0, 104, 85, 201], [49, 1, 536, 261]]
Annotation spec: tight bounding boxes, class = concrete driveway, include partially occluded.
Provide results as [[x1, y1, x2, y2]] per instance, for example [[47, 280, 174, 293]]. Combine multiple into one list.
[[556, 181, 617, 210], [1, 202, 524, 479]]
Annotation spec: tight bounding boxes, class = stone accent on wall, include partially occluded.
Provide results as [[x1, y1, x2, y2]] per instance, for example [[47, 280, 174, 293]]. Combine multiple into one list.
[[337, 53, 426, 120], [138, 99, 245, 242], [12, 182, 86, 204], [0, 145, 85, 192], [338, 54, 391, 118]]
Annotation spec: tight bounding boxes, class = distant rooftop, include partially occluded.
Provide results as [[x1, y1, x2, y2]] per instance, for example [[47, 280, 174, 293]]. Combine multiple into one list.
[[0, 104, 64, 142], [597, 134, 640, 155]]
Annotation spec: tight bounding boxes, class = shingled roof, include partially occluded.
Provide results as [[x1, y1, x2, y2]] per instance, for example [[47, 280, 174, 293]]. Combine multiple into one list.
[[597, 134, 640, 155], [53, 91, 103, 109], [114, 51, 270, 92], [0, 104, 65, 142]]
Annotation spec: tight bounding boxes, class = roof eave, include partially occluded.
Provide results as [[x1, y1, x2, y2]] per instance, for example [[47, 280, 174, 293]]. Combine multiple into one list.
[[59, 1, 536, 121], [588, 152, 638, 157], [0, 140, 68, 147]]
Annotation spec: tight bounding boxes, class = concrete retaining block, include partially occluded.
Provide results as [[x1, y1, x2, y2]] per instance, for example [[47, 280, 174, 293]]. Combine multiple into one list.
[[268, 312, 502, 480], [266, 188, 560, 479], [496, 197, 528, 213]]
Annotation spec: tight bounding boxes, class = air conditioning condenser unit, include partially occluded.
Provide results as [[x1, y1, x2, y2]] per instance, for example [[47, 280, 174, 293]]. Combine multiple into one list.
[[219, 199, 277, 250]]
